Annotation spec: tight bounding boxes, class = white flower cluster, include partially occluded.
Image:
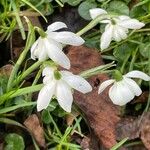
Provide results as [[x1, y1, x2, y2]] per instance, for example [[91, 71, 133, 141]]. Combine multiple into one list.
[[89, 8, 145, 50], [98, 71, 150, 106], [31, 22, 92, 112], [31, 15, 149, 112]]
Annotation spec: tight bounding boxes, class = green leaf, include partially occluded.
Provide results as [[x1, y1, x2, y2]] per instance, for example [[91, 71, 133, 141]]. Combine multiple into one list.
[[4, 133, 25, 150], [113, 43, 134, 61], [42, 109, 52, 124], [0, 102, 36, 115], [21, 0, 47, 22], [130, 6, 146, 17], [139, 42, 150, 58], [107, 1, 129, 15], [78, 1, 97, 20], [62, 0, 82, 6], [0, 118, 25, 129]]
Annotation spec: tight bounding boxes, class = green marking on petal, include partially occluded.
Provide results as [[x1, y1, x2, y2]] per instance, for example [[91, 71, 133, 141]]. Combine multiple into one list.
[[54, 70, 62, 80]]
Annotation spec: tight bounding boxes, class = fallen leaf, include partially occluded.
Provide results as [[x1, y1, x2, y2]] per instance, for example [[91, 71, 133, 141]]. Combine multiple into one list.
[[80, 136, 90, 150], [0, 64, 13, 77], [131, 91, 149, 104], [67, 46, 120, 149], [116, 112, 150, 149], [140, 112, 150, 150], [116, 117, 140, 140], [66, 111, 80, 126], [24, 114, 46, 148]]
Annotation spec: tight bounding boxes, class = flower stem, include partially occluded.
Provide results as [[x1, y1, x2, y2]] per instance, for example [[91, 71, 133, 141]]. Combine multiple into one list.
[[80, 61, 116, 78], [120, 54, 130, 73], [76, 15, 108, 36], [12, 61, 42, 87], [129, 47, 138, 71]]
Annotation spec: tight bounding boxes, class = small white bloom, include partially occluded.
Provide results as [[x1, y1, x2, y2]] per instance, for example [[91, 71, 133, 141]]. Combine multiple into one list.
[[98, 70, 150, 106], [31, 22, 85, 69], [89, 8, 145, 50], [37, 67, 92, 112]]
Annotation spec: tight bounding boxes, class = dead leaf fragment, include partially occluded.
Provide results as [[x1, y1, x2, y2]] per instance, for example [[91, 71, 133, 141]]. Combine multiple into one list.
[[116, 112, 150, 149], [0, 64, 13, 77], [67, 46, 120, 149], [24, 114, 46, 148], [140, 113, 150, 150]]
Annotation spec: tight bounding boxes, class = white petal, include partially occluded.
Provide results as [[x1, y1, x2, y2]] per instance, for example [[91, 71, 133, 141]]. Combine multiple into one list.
[[113, 26, 122, 42], [109, 81, 134, 106], [50, 31, 85, 46], [37, 81, 56, 111], [47, 22, 67, 32], [118, 15, 130, 21], [100, 24, 113, 50], [123, 77, 142, 96], [113, 26, 127, 42], [124, 71, 150, 81], [56, 80, 73, 112], [119, 19, 145, 29], [98, 79, 115, 94], [42, 66, 55, 77], [44, 39, 70, 69], [38, 42, 48, 61], [61, 71, 92, 94], [30, 39, 39, 60], [89, 8, 107, 19], [42, 67, 55, 84]]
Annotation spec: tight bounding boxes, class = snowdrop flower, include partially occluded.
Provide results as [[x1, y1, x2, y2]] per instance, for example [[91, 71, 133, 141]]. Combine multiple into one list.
[[98, 70, 150, 106], [31, 22, 85, 69], [37, 66, 92, 112], [89, 8, 145, 50]]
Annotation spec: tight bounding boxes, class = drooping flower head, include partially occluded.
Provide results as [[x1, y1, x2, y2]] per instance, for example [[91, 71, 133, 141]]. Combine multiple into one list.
[[98, 70, 150, 106], [37, 66, 92, 112], [31, 22, 85, 69], [89, 8, 145, 50]]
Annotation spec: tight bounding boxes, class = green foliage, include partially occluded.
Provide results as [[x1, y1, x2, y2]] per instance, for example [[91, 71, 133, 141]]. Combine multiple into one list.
[[78, 1, 97, 20], [4, 133, 25, 150], [107, 1, 129, 15], [0, 0, 150, 149], [139, 42, 150, 58], [61, 0, 82, 6], [113, 43, 134, 61]]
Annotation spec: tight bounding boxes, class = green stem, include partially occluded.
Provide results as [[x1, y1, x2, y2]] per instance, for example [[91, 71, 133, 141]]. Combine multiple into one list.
[[49, 113, 62, 137], [129, 47, 138, 71], [76, 14, 108, 36], [0, 84, 43, 105], [32, 68, 42, 86], [80, 61, 116, 78], [120, 54, 130, 73], [7, 23, 35, 91], [12, 61, 42, 87], [55, 0, 64, 7]]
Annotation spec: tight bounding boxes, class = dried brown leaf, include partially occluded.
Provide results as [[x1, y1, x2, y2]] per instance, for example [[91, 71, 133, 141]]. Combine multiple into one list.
[[0, 64, 13, 77], [24, 114, 46, 148], [140, 113, 150, 150], [67, 46, 120, 149], [116, 112, 150, 149]]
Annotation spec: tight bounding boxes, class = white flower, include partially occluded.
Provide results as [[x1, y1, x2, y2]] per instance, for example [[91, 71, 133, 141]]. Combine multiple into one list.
[[31, 22, 85, 69], [89, 8, 145, 50], [37, 67, 92, 112], [98, 71, 150, 106]]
